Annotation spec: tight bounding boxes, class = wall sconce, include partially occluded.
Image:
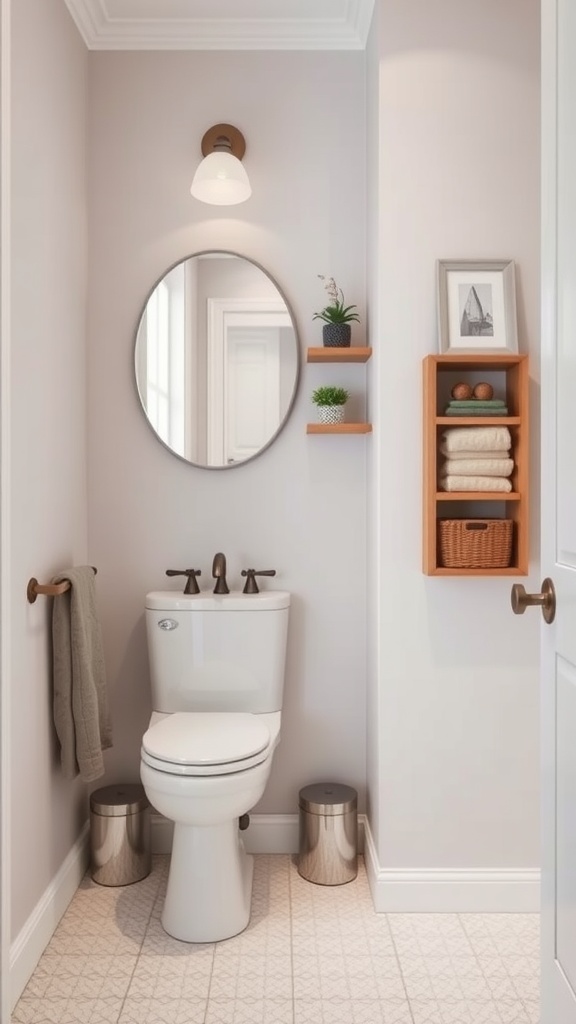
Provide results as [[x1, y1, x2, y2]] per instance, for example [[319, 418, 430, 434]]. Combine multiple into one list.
[[190, 124, 252, 206]]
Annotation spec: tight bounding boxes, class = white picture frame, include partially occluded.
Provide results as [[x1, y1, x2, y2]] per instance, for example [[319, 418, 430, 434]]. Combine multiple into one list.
[[437, 259, 518, 354]]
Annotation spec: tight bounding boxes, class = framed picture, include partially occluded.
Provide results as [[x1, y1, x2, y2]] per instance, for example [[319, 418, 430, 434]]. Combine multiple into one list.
[[437, 259, 518, 354]]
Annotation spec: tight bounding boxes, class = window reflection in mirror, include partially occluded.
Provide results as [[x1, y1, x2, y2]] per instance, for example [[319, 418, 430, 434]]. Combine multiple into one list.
[[134, 252, 300, 468]]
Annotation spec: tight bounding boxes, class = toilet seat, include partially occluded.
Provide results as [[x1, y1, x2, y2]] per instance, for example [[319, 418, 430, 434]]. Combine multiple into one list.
[[141, 712, 271, 777]]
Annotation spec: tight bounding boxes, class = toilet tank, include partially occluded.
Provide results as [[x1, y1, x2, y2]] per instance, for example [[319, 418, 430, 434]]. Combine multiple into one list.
[[145, 591, 290, 713]]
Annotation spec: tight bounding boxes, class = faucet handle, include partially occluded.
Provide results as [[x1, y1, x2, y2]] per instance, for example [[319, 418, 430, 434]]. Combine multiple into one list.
[[241, 569, 276, 595], [166, 569, 202, 595]]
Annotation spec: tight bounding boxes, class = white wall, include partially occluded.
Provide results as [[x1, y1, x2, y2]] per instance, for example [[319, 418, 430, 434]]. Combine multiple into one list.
[[367, 0, 541, 875], [86, 51, 368, 814], [9, 0, 88, 939]]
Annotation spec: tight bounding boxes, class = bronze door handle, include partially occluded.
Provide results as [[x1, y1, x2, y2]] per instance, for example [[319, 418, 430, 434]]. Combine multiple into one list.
[[511, 577, 556, 624]]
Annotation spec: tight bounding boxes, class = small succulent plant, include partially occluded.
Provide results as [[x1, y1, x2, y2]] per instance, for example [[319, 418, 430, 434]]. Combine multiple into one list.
[[311, 386, 350, 406]]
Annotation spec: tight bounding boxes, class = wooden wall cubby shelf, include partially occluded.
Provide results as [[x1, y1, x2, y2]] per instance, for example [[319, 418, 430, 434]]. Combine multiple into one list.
[[423, 353, 529, 577], [307, 346, 373, 433]]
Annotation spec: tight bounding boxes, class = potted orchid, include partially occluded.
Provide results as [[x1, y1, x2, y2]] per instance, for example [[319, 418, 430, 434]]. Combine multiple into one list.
[[313, 275, 360, 348]]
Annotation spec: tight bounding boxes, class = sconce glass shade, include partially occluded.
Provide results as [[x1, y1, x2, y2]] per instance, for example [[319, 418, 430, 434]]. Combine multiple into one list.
[[190, 151, 252, 206]]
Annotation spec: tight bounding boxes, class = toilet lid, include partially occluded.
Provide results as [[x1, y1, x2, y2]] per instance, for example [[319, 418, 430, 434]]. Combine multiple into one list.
[[142, 712, 270, 768]]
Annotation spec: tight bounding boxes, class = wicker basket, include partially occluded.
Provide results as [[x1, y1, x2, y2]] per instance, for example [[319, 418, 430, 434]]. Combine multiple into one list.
[[438, 518, 513, 569]]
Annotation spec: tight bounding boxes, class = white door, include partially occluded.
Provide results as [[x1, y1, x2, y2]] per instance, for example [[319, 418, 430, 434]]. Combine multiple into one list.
[[539, 0, 576, 1020], [224, 326, 280, 464], [206, 301, 289, 466]]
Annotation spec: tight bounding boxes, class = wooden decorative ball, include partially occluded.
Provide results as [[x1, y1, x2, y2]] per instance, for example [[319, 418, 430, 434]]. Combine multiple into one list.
[[473, 382, 494, 400], [451, 382, 473, 400]]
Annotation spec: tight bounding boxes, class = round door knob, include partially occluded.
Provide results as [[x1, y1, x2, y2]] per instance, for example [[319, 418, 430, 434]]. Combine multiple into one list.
[[511, 577, 556, 624]]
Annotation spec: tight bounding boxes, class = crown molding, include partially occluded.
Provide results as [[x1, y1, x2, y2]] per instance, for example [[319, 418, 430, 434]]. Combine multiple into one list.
[[63, 0, 375, 51]]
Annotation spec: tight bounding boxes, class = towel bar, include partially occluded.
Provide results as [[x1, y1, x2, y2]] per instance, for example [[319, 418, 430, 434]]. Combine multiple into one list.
[[27, 568, 98, 604]]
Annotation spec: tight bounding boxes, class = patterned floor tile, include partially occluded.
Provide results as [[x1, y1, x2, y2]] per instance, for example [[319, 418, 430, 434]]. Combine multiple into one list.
[[11, 854, 542, 1024], [522, 1001, 540, 1023], [209, 953, 293, 1000], [127, 950, 214, 999], [410, 1000, 530, 1024], [496, 1001, 533, 1024], [460, 916, 540, 960], [457, 976, 493, 1001], [481, 975, 520, 1001], [509, 974, 540, 1001], [12, 996, 125, 1023], [388, 915, 474, 960], [292, 951, 407, 1002], [204, 998, 294, 1023], [118, 996, 207, 1023], [47, 932, 144, 956], [498, 956, 540, 979], [400, 954, 484, 981], [20, 953, 137, 1001], [294, 998, 412, 1023]]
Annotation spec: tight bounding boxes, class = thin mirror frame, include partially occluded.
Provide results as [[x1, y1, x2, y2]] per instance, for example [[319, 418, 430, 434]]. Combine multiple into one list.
[[133, 250, 301, 470]]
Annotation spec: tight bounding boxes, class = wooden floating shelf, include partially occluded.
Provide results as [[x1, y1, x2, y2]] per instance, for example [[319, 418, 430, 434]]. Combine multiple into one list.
[[307, 423, 373, 434], [436, 492, 520, 501], [436, 416, 520, 427], [427, 566, 524, 577], [307, 347, 372, 363], [426, 353, 523, 368]]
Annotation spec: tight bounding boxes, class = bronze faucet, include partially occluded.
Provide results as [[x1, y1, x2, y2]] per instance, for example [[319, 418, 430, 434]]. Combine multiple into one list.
[[165, 568, 202, 594], [212, 552, 230, 594], [241, 569, 276, 594]]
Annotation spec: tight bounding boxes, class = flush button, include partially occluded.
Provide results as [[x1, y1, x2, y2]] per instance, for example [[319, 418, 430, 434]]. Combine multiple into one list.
[[158, 618, 178, 631]]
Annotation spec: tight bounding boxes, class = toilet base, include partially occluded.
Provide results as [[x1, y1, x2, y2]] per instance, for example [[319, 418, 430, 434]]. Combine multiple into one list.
[[162, 819, 254, 942]]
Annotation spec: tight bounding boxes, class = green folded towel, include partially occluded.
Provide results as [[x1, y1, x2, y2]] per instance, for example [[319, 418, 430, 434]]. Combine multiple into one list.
[[445, 407, 508, 416], [448, 399, 506, 408]]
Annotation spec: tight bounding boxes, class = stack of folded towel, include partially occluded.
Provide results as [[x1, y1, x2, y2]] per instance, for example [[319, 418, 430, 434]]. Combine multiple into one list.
[[439, 426, 514, 492], [444, 398, 508, 416]]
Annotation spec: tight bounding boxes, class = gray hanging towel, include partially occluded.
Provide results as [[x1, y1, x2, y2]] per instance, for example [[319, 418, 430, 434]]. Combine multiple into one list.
[[51, 566, 112, 781]]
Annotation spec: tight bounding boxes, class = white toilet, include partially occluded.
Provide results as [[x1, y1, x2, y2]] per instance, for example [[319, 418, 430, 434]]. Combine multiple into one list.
[[140, 589, 290, 943]]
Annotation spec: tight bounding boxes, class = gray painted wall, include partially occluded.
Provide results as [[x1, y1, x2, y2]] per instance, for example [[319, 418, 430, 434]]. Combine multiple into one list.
[[86, 50, 368, 815], [367, 0, 541, 868], [10, 0, 88, 939]]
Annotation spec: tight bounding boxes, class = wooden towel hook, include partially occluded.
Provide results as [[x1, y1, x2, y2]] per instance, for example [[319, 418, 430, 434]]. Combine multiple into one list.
[[27, 568, 98, 604]]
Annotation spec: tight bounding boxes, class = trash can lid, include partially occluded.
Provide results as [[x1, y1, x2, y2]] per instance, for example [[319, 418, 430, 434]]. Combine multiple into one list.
[[90, 783, 149, 816], [299, 782, 357, 816]]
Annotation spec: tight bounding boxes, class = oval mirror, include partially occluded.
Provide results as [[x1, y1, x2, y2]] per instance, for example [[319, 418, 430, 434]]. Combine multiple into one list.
[[134, 252, 300, 468]]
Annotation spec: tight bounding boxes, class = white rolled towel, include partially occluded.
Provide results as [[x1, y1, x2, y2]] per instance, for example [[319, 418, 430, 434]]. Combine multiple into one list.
[[441, 426, 511, 453], [440, 458, 514, 478], [440, 475, 512, 492]]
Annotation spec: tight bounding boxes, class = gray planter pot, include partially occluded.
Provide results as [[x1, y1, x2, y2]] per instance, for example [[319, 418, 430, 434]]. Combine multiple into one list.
[[322, 323, 351, 348]]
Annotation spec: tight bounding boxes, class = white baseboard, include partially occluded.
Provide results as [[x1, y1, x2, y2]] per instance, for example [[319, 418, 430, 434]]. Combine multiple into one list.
[[150, 813, 174, 854], [243, 814, 300, 854], [363, 819, 540, 913], [10, 822, 90, 1010], [151, 812, 366, 856]]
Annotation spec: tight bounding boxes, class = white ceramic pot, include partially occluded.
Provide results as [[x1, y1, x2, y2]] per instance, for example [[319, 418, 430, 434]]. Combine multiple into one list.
[[318, 405, 345, 425]]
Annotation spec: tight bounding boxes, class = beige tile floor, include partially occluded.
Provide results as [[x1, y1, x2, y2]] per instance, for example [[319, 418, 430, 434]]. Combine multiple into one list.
[[12, 854, 540, 1024]]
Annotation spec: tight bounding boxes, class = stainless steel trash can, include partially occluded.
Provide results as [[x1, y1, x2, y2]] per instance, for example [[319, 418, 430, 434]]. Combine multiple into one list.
[[298, 782, 357, 885], [90, 784, 151, 886]]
